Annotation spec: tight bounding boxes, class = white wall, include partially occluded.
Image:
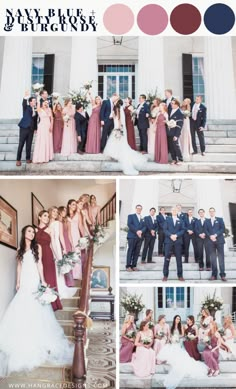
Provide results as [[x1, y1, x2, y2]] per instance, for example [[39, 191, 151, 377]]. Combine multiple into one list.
[[0, 179, 115, 320]]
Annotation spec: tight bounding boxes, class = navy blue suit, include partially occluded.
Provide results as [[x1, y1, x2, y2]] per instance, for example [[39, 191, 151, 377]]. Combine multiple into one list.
[[183, 216, 198, 262], [17, 98, 38, 161], [190, 103, 207, 153], [163, 97, 174, 117], [163, 217, 185, 278], [205, 217, 226, 278], [156, 213, 167, 255], [100, 99, 114, 151], [166, 108, 184, 162], [126, 214, 146, 268], [195, 218, 211, 269], [74, 111, 89, 152], [136, 102, 150, 152], [142, 215, 158, 262]]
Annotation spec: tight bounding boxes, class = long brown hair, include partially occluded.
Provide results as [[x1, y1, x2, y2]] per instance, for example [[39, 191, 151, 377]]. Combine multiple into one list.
[[17, 225, 39, 262]]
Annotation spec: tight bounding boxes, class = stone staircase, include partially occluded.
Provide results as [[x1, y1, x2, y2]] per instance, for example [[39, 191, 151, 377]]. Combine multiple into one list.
[[0, 120, 236, 174], [119, 251, 236, 283], [120, 357, 236, 388]]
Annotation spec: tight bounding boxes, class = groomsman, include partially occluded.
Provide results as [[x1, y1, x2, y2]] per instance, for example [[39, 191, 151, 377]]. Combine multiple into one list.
[[39, 89, 53, 108], [74, 103, 89, 154], [167, 99, 184, 165], [195, 209, 211, 271], [136, 94, 150, 153], [205, 207, 227, 282], [163, 89, 175, 117], [126, 205, 146, 272], [176, 203, 186, 255], [157, 207, 168, 256], [100, 93, 119, 151], [16, 92, 38, 166], [190, 96, 207, 156], [163, 207, 185, 282], [183, 209, 198, 263], [141, 208, 158, 264]]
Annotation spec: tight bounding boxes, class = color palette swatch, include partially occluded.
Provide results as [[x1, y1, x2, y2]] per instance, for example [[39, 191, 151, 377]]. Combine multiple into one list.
[[103, 3, 235, 35]]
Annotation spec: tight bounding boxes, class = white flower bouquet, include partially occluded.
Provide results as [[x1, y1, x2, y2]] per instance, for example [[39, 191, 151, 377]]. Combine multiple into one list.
[[51, 92, 60, 100], [32, 83, 44, 92], [76, 236, 90, 250], [182, 110, 191, 118], [165, 119, 182, 129], [56, 251, 80, 275], [142, 336, 152, 345], [126, 330, 136, 339], [203, 335, 211, 345], [63, 114, 70, 123], [92, 224, 108, 246], [34, 284, 59, 305], [171, 334, 180, 344], [186, 332, 195, 341], [148, 321, 155, 329], [113, 128, 124, 140], [83, 80, 94, 90]]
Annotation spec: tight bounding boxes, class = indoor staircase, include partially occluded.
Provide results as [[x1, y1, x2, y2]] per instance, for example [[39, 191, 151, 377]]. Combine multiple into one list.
[[0, 120, 236, 174]]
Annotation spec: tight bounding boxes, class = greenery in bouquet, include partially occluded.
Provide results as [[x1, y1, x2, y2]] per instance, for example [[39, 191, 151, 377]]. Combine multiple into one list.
[[218, 327, 225, 337], [67, 80, 94, 108], [56, 251, 79, 275], [148, 321, 155, 329], [185, 332, 195, 341], [142, 336, 152, 345], [200, 289, 224, 313], [120, 293, 145, 313], [146, 87, 161, 105], [76, 237, 90, 251], [126, 330, 136, 339], [120, 225, 129, 233], [33, 283, 59, 305], [92, 224, 106, 245], [156, 330, 165, 339]]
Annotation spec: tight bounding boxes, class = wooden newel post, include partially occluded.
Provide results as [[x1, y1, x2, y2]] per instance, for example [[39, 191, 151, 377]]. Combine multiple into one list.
[[72, 312, 86, 389]]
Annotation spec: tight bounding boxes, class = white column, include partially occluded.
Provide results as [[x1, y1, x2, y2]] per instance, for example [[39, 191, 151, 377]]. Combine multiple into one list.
[[0, 37, 32, 119], [204, 37, 236, 119], [69, 37, 98, 95], [138, 37, 165, 98], [131, 179, 159, 216], [195, 179, 223, 217]]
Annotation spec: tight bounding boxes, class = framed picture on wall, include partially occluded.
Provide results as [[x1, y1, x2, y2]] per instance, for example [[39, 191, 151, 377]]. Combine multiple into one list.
[[0, 196, 18, 250], [31, 193, 44, 227], [91, 266, 110, 291]]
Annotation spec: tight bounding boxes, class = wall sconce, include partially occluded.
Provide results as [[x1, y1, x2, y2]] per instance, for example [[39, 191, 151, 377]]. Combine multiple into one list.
[[113, 36, 123, 45], [171, 179, 182, 193]]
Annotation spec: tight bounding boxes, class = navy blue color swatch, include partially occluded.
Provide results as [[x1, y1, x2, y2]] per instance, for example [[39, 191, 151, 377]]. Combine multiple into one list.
[[204, 3, 235, 34]]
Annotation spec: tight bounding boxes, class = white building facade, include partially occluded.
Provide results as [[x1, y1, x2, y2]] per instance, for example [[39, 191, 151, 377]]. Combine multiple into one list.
[[0, 36, 236, 119]]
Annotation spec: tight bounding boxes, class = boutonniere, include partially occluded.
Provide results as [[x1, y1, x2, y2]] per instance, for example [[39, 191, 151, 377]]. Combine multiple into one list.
[[215, 221, 219, 224], [177, 221, 180, 224]]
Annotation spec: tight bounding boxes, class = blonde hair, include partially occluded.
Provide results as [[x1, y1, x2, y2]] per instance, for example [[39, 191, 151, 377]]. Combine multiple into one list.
[[181, 98, 191, 111], [124, 315, 134, 324], [48, 206, 58, 220]]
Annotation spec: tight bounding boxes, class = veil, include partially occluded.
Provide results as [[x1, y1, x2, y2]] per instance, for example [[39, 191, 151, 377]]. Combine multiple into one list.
[[119, 106, 128, 138]]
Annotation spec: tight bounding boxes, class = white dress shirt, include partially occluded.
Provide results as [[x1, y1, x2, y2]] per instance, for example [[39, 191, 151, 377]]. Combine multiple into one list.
[[192, 103, 200, 121]]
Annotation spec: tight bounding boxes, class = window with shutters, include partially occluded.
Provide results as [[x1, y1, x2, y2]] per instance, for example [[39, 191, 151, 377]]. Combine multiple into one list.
[[192, 57, 205, 102], [32, 54, 55, 95]]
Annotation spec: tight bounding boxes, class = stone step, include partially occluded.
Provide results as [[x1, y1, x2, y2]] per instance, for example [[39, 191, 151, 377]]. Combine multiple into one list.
[[10, 363, 72, 382], [61, 296, 80, 308], [119, 372, 236, 388], [120, 360, 236, 374], [208, 124, 236, 131]]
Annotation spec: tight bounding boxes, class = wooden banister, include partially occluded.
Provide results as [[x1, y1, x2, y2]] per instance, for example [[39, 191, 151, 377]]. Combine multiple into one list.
[[72, 242, 94, 388], [100, 193, 116, 227]]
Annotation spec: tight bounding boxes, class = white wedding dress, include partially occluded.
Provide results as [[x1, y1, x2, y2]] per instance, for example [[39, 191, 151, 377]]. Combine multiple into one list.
[[158, 329, 207, 389], [220, 328, 236, 360], [103, 107, 148, 175], [0, 250, 73, 377]]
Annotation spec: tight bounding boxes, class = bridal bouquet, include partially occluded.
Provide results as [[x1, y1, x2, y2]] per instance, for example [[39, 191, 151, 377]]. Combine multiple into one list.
[[51, 92, 60, 100], [182, 110, 191, 118], [113, 127, 124, 140], [156, 330, 165, 339], [32, 83, 44, 92], [34, 284, 59, 305], [148, 321, 155, 329], [56, 251, 80, 275], [63, 114, 70, 123], [203, 336, 211, 345], [218, 327, 225, 337], [142, 336, 152, 345], [165, 119, 182, 129], [76, 236, 90, 251], [185, 332, 195, 341], [126, 330, 136, 339], [83, 80, 94, 90], [170, 334, 180, 344]]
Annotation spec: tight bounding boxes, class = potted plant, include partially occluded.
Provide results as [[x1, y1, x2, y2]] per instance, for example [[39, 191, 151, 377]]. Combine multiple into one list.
[[120, 293, 145, 322], [200, 289, 224, 320]]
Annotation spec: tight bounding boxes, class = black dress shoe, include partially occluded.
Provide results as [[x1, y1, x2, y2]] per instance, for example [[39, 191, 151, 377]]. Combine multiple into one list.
[[192, 152, 198, 155], [184, 260, 188, 263], [147, 261, 156, 264]]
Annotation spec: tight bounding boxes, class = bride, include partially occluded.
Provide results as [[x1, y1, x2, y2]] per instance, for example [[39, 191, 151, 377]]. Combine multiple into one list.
[[103, 98, 147, 175], [158, 315, 207, 389], [0, 225, 73, 377]]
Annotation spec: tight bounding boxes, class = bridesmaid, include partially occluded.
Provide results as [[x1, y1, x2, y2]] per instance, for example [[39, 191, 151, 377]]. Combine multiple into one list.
[[148, 98, 161, 157], [120, 315, 136, 363], [48, 206, 75, 298], [131, 321, 155, 377], [79, 194, 93, 230], [153, 315, 170, 364], [36, 210, 62, 311], [88, 195, 101, 226], [202, 321, 221, 377], [179, 98, 194, 161], [67, 199, 82, 280], [58, 206, 75, 287], [61, 98, 78, 156], [33, 99, 54, 164], [77, 199, 92, 238], [198, 309, 213, 352], [154, 103, 168, 164], [124, 97, 136, 150], [220, 315, 236, 359], [53, 102, 64, 153], [183, 315, 201, 361], [85, 94, 102, 154]]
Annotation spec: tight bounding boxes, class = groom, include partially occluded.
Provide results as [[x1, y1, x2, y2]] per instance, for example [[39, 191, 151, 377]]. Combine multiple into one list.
[[100, 93, 119, 152], [136, 94, 150, 154], [163, 207, 185, 282]]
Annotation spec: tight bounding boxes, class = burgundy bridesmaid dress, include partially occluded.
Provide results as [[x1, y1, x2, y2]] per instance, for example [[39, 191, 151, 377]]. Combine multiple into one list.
[[183, 325, 201, 361], [85, 105, 101, 153], [120, 324, 135, 363], [154, 113, 168, 164], [53, 110, 64, 153], [36, 227, 62, 311], [62, 222, 75, 287], [124, 106, 136, 150]]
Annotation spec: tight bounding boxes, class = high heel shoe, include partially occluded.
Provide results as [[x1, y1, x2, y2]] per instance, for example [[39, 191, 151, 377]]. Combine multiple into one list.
[[207, 369, 213, 377], [213, 370, 220, 376]]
